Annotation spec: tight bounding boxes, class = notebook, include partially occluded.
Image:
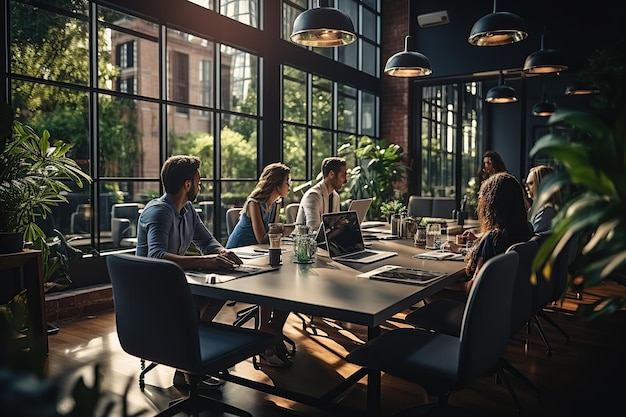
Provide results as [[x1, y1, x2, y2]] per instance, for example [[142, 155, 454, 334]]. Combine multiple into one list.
[[185, 263, 278, 284], [357, 265, 446, 286], [321, 210, 397, 264], [348, 198, 372, 224]]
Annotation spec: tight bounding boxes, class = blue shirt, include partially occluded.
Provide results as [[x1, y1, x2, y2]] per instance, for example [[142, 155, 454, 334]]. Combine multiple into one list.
[[225, 198, 278, 249], [532, 205, 557, 233], [136, 194, 222, 258]]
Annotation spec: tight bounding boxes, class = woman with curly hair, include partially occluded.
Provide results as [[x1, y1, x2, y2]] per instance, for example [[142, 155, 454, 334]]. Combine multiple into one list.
[[463, 172, 531, 293], [226, 162, 295, 367]]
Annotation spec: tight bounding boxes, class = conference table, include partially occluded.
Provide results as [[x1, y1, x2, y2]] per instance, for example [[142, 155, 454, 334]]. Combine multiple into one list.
[[186, 230, 467, 415]]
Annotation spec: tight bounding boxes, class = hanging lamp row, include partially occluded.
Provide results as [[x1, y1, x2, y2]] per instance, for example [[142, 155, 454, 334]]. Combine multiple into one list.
[[289, 0, 587, 105]]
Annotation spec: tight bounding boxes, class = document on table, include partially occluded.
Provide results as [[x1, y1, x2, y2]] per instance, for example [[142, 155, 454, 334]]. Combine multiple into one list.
[[357, 265, 446, 286], [185, 264, 278, 284], [413, 250, 465, 261]]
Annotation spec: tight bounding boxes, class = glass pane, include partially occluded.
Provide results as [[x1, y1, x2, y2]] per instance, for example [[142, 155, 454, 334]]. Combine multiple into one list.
[[221, 0, 259, 28], [283, 66, 306, 124], [220, 114, 258, 179], [282, 2, 305, 41], [221, 45, 258, 116], [283, 124, 306, 180], [11, 81, 91, 174], [187, 0, 215, 9], [99, 95, 159, 179], [167, 29, 215, 107], [361, 6, 378, 42], [338, 84, 357, 133], [10, 2, 89, 85], [361, 40, 377, 77], [221, 180, 256, 241], [337, 40, 357, 69], [312, 75, 332, 128], [361, 91, 376, 136], [312, 128, 332, 179], [167, 105, 215, 180], [99, 7, 159, 97]]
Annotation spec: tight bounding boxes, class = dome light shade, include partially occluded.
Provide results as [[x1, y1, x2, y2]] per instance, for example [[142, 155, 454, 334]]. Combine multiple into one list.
[[468, 1, 527, 46], [565, 81, 600, 95], [523, 30, 568, 74], [290, 2, 356, 47], [485, 70, 518, 103], [384, 35, 433, 77], [524, 49, 568, 73], [532, 99, 557, 116]]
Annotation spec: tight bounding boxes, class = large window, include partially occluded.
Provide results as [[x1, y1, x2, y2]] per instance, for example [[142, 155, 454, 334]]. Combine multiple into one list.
[[282, 65, 379, 200], [5, 0, 381, 249], [419, 82, 482, 214]]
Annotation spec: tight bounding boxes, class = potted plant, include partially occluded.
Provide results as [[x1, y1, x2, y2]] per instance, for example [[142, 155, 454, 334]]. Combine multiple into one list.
[[0, 101, 92, 255], [338, 136, 410, 220], [0, 102, 92, 357], [530, 39, 626, 319]]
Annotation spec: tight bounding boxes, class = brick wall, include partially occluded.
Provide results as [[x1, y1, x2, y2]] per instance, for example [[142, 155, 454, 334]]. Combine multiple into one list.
[[381, 0, 410, 161], [45, 284, 113, 323]]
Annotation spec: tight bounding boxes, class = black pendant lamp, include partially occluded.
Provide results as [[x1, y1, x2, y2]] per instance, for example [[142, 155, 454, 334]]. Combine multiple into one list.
[[485, 70, 518, 103], [468, 0, 528, 46], [533, 83, 557, 116], [523, 28, 568, 74], [290, 0, 356, 47], [565, 81, 600, 95], [384, 35, 432, 77], [384, 1, 432, 77]]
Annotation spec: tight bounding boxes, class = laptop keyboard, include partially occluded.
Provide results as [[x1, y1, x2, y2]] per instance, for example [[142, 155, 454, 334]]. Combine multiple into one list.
[[342, 250, 376, 260]]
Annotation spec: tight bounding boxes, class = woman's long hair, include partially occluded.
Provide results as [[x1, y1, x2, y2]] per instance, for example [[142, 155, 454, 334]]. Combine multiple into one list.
[[466, 172, 531, 275], [243, 162, 290, 212]]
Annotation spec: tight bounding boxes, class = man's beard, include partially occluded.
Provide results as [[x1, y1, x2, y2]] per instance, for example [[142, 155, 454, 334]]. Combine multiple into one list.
[[187, 188, 198, 202]]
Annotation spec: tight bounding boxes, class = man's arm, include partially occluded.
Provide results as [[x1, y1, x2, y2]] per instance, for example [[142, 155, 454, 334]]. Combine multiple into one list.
[[299, 188, 324, 232]]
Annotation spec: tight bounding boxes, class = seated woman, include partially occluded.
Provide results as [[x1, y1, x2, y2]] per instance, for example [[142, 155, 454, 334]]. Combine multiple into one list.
[[445, 172, 532, 293], [226, 162, 295, 367], [525, 165, 562, 233]]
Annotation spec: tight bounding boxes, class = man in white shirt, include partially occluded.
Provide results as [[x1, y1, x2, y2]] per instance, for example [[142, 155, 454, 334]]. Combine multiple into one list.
[[295, 157, 348, 233]]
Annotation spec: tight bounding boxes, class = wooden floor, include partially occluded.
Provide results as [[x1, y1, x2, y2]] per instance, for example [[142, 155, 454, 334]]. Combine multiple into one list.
[[45, 281, 626, 417]]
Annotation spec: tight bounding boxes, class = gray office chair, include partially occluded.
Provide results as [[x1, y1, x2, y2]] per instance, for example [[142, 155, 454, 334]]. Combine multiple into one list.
[[225, 207, 242, 236], [403, 240, 541, 410], [284, 203, 300, 224], [346, 251, 519, 415], [106, 253, 277, 417], [111, 202, 144, 247], [407, 195, 433, 218], [530, 232, 578, 357]]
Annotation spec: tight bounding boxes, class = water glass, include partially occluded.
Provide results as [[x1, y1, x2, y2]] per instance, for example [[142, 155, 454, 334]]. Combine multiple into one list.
[[425, 223, 442, 249]]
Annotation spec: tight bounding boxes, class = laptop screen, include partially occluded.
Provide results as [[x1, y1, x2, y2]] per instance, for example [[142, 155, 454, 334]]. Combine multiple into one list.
[[348, 198, 372, 224], [322, 211, 365, 258]]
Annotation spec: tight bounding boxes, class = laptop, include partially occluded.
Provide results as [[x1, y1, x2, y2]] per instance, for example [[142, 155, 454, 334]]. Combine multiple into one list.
[[321, 211, 397, 263], [315, 198, 372, 246], [348, 198, 372, 224]]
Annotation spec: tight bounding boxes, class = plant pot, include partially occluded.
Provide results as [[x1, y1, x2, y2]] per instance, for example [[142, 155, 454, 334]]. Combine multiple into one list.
[[0, 232, 24, 254]]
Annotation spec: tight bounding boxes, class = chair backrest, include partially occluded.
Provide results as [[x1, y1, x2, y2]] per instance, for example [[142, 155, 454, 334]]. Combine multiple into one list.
[[431, 197, 457, 219], [529, 231, 578, 313], [458, 251, 519, 381], [285, 203, 300, 224], [106, 253, 203, 371], [407, 196, 433, 217], [506, 239, 539, 335], [226, 207, 242, 236]]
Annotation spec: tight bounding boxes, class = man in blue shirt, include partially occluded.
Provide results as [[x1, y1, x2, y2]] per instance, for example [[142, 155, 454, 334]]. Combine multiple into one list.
[[136, 155, 241, 389]]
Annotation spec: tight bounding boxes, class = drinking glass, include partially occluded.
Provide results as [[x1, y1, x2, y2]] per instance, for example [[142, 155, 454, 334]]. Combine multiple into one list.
[[425, 223, 441, 249]]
